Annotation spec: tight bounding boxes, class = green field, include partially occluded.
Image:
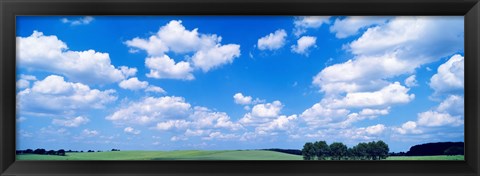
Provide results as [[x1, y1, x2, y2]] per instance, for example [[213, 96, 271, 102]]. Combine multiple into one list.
[[17, 150, 303, 160], [386, 155, 464, 160], [16, 150, 464, 160]]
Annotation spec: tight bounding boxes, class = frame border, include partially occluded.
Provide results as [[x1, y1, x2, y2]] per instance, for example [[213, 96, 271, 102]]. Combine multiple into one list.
[[1, 0, 479, 176]]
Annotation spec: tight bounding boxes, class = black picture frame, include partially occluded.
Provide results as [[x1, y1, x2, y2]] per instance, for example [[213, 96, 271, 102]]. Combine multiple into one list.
[[1, 0, 479, 175]]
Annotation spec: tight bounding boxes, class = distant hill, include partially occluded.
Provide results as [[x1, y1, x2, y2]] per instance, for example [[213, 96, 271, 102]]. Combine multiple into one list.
[[261, 148, 302, 155], [406, 142, 464, 156]]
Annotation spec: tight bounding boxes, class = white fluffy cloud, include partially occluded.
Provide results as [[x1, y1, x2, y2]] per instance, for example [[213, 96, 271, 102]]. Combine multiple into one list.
[[395, 121, 423, 135], [61, 16, 94, 26], [394, 95, 464, 135], [257, 29, 287, 51], [52, 116, 90, 127], [106, 96, 191, 125], [17, 74, 37, 89], [119, 77, 149, 90], [240, 101, 283, 124], [293, 16, 330, 36], [145, 86, 166, 94], [17, 75, 117, 115], [256, 115, 298, 134], [365, 124, 386, 135], [120, 66, 137, 78], [417, 111, 463, 127], [190, 106, 242, 130], [291, 36, 317, 55], [233, 93, 252, 105], [324, 82, 415, 108], [155, 120, 191, 131], [313, 17, 463, 96], [145, 55, 194, 80], [300, 103, 350, 127], [251, 101, 283, 118], [17, 31, 133, 85], [126, 20, 241, 78], [436, 95, 463, 116], [404, 75, 418, 87], [124, 127, 141, 135], [430, 54, 464, 94], [329, 16, 390, 38], [191, 44, 241, 72]]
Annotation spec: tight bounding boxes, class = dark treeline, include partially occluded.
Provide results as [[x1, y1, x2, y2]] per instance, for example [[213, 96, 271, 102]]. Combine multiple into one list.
[[406, 142, 464, 156], [302, 140, 389, 160], [389, 142, 464, 156], [16, 148, 122, 156], [261, 148, 302, 155]]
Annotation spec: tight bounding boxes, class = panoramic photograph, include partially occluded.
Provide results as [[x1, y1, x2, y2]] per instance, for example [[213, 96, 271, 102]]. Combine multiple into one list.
[[15, 16, 464, 160]]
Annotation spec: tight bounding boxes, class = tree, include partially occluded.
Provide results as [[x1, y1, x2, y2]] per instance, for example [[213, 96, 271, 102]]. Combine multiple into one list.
[[46, 150, 56, 155], [34, 148, 46, 155], [444, 146, 464, 155], [313, 141, 330, 160], [57, 149, 66, 156], [375, 140, 389, 160], [329, 142, 347, 160], [354, 143, 369, 160], [25, 149, 33, 154], [302, 142, 316, 160]]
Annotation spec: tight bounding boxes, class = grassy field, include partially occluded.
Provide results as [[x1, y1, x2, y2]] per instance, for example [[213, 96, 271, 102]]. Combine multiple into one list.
[[17, 150, 303, 160], [17, 150, 464, 160], [386, 155, 464, 160]]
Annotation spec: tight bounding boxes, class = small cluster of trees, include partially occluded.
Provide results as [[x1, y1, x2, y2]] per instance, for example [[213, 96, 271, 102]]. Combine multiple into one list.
[[17, 148, 121, 156], [302, 140, 389, 160], [16, 149, 66, 156]]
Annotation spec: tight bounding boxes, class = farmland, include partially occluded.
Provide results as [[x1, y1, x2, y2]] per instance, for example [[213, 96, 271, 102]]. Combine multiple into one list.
[[16, 150, 463, 160], [16, 150, 303, 160]]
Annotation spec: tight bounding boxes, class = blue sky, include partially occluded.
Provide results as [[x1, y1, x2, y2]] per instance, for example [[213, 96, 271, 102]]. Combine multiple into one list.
[[16, 16, 464, 152]]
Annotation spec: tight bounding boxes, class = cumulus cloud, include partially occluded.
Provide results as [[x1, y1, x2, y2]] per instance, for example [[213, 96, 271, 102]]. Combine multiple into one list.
[[155, 120, 191, 131], [293, 16, 330, 36], [255, 115, 298, 133], [17, 31, 133, 85], [324, 82, 415, 108], [145, 55, 194, 80], [61, 16, 94, 26], [251, 101, 283, 118], [190, 106, 242, 130], [364, 124, 386, 135], [436, 95, 463, 116], [291, 36, 317, 55], [394, 95, 464, 135], [124, 127, 141, 135], [126, 20, 241, 78], [404, 75, 418, 87], [145, 86, 166, 94], [106, 96, 191, 125], [52, 116, 90, 127], [417, 111, 463, 127], [119, 77, 149, 90], [394, 121, 422, 135], [120, 66, 138, 78], [300, 103, 350, 127], [257, 29, 287, 51], [313, 16, 463, 96], [191, 44, 241, 72], [233, 93, 252, 105], [430, 54, 464, 94], [329, 16, 390, 38], [17, 75, 117, 115]]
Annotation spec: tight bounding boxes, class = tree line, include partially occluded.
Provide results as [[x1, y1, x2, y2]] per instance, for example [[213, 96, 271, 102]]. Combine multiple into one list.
[[301, 140, 389, 160], [16, 148, 122, 156]]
